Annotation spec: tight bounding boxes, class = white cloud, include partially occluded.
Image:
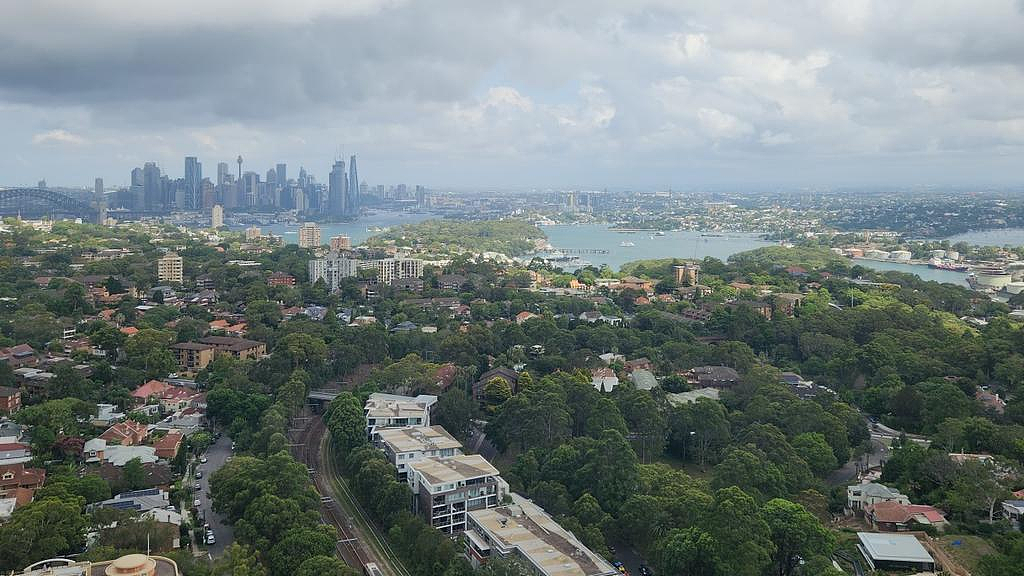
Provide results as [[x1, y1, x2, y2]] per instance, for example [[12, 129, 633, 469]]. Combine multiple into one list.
[[31, 129, 87, 146], [697, 108, 754, 141]]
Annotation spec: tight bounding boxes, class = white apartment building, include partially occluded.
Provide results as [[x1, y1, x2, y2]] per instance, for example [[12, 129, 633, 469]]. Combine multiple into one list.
[[465, 493, 619, 576], [211, 205, 224, 228], [157, 252, 183, 284], [377, 425, 463, 480], [364, 393, 438, 440], [308, 253, 424, 291], [298, 222, 321, 248], [407, 454, 507, 534]]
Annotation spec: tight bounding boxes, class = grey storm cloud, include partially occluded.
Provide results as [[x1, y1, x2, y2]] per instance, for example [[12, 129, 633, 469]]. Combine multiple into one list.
[[1, 0, 1023, 189]]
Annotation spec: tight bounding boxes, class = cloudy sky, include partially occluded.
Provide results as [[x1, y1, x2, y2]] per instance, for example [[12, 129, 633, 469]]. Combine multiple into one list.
[[2, 0, 1023, 190]]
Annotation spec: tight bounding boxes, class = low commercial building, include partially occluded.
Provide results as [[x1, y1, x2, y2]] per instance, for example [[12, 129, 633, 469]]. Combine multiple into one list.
[[407, 454, 507, 534], [364, 393, 437, 439], [465, 493, 618, 576], [377, 426, 463, 480], [857, 532, 935, 572]]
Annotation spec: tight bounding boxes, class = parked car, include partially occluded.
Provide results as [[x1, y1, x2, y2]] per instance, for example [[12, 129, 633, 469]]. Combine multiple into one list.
[[193, 499, 201, 508], [194, 482, 201, 490], [195, 471, 202, 479], [200, 456, 208, 464], [206, 531, 216, 545]]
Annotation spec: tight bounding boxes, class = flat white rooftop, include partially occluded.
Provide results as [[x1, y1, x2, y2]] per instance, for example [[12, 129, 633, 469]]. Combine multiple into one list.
[[857, 532, 933, 563], [377, 425, 462, 454], [408, 454, 498, 485]]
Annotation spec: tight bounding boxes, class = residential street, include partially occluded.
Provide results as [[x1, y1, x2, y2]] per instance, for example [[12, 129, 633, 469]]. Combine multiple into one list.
[[194, 435, 235, 558]]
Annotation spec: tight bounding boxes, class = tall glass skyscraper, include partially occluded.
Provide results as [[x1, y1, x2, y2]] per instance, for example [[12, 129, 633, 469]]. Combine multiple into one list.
[[347, 155, 359, 215], [328, 159, 347, 217], [185, 156, 202, 210]]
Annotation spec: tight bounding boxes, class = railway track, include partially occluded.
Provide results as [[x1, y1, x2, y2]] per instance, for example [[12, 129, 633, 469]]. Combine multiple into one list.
[[293, 413, 373, 570]]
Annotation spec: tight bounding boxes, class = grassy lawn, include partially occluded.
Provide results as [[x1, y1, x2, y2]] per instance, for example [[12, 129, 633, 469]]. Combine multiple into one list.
[[938, 534, 995, 573], [653, 452, 712, 480]]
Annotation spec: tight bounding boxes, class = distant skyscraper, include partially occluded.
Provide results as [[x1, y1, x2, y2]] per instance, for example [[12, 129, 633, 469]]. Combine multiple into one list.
[[236, 155, 243, 182], [243, 172, 259, 207], [217, 162, 229, 185], [37, 179, 46, 189], [211, 204, 224, 228], [185, 156, 202, 210], [328, 159, 347, 217], [347, 155, 359, 215], [94, 178, 104, 200], [143, 162, 161, 211], [276, 163, 287, 189]]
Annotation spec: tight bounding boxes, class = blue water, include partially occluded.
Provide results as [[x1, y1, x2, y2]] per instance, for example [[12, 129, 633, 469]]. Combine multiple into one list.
[[257, 215, 969, 286], [944, 228, 1024, 247], [540, 224, 773, 270], [851, 259, 968, 286]]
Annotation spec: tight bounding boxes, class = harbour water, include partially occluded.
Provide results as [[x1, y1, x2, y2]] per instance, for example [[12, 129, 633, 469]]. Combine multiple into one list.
[[261, 215, 970, 286], [540, 224, 773, 270], [944, 228, 1024, 247]]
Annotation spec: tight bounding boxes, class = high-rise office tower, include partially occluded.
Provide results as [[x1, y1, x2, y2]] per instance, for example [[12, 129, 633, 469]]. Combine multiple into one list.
[[236, 155, 243, 182], [201, 178, 215, 209], [94, 178, 104, 201], [185, 156, 202, 210], [276, 163, 287, 189], [243, 172, 259, 207], [143, 162, 161, 211], [217, 162, 229, 186], [328, 159, 347, 217], [347, 155, 359, 215]]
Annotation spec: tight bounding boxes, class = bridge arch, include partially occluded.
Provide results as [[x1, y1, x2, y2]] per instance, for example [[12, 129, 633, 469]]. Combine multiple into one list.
[[0, 188, 99, 221]]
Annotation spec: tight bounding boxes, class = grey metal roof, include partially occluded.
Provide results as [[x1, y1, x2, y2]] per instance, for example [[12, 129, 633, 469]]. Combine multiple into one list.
[[857, 532, 933, 563]]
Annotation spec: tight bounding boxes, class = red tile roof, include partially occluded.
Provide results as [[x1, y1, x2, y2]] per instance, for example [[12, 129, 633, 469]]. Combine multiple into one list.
[[868, 501, 946, 524]]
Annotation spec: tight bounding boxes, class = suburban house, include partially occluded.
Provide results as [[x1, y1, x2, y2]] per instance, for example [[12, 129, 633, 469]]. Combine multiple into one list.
[[94, 488, 170, 513], [729, 299, 773, 319], [131, 380, 173, 405], [616, 276, 654, 294], [774, 293, 804, 316], [976, 387, 1007, 414], [377, 426, 463, 480], [1003, 500, 1024, 530], [152, 432, 184, 460], [629, 369, 658, 391], [196, 336, 266, 360], [0, 344, 37, 368], [84, 438, 107, 463], [169, 342, 215, 375], [0, 387, 21, 415], [857, 532, 935, 573], [364, 393, 438, 440], [591, 367, 620, 393], [865, 501, 948, 532], [465, 493, 619, 576], [407, 454, 507, 534], [99, 420, 149, 446], [686, 366, 740, 389], [0, 443, 32, 466], [847, 482, 911, 512], [437, 274, 468, 290], [0, 462, 45, 504], [514, 311, 539, 325], [472, 368, 519, 404]]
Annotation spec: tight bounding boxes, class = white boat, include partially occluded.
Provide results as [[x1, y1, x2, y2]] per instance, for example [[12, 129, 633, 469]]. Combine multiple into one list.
[[619, 241, 635, 247]]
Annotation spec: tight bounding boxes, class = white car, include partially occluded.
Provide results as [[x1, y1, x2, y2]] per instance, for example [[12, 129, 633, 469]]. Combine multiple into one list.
[[206, 532, 216, 545], [200, 456, 208, 464], [194, 499, 201, 508]]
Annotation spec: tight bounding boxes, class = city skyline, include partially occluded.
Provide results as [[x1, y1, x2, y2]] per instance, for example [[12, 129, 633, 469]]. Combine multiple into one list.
[[1, 2, 1023, 189]]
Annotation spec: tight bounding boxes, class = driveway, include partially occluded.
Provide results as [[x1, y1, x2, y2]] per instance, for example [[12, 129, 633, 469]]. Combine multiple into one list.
[[194, 435, 235, 557], [828, 435, 889, 486]]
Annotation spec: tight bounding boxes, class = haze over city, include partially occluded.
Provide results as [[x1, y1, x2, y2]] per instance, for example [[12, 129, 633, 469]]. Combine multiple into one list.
[[2, 0, 1024, 189]]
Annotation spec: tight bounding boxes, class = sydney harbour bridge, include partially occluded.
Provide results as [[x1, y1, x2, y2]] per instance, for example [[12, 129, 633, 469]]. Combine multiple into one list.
[[0, 187, 104, 223]]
